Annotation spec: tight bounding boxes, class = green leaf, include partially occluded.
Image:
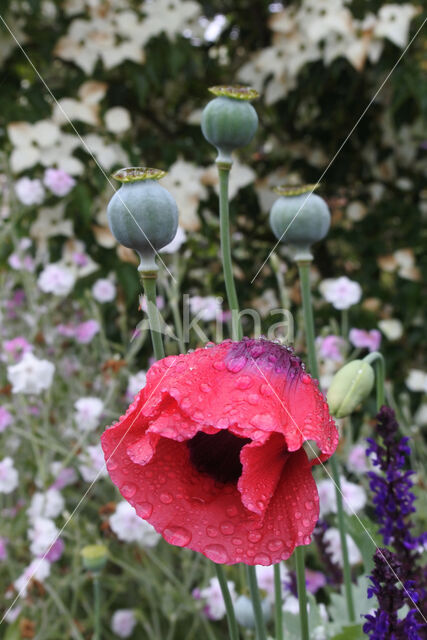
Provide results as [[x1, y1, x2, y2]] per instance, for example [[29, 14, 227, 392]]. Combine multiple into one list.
[[330, 623, 365, 640]]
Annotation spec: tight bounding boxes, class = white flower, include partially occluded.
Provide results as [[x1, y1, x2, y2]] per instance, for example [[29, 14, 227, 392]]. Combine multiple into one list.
[[256, 563, 289, 602], [161, 158, 206, 231], [323, 527, 362, 566], [27, 489, 64, 521], [14, 558, 51, 597], [111, 609, 137, 638], [347, 444, 370, 474], [15, 177, 45, 206], [160, 226, 187, 254], [105, 107, 131, 134], [199, 577, 237, 620], [319, 276, 362, 310], [78, 444, 107, 482], [38, 263, 76, 296], [189, 295, 222, 322], [378, 318, 403, 341], [0, 457, 19, 494], [374, 4, 419, 48], [127, 371, 147, 398], [92, 278, 116, 303], [406, 369, 427, 393], [282, 594, 300, 614], [7, 352, 55, 395], [74, 397, 104, 432], [109, 502, 160, 547], [28, 517, 59, 556], [318, 477, 366, 516]]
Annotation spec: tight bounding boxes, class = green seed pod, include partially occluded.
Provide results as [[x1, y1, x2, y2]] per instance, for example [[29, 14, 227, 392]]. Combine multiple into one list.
[[81, 544, 108, 572], [269, 185, 330, 260], [201, 86, 259, 164], [107, 167, 178, 273], [327, 360, 375, 419]]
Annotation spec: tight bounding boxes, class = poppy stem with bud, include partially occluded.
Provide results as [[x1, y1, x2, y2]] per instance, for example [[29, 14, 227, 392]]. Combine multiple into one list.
[[214, 565, 240, 640], [218, 164, 243, 340], [140, 273, 165, 361], [363, 351, 386, 410], [297, 259, 356, 624], [245, 565, 267, 640]]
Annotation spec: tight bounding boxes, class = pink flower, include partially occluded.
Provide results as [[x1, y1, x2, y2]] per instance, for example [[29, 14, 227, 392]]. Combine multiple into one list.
[[316, 335, 345, 362], [3, 337, 33, 361], [75, 320, 100, 344], [45, 538, 64, 563], [56, 324, 77, 338], [0, 537, 8, 561], [319, 277, 362, 310], [347, 444, 370, 474], [0, 407, 13, 433], [38, 263, 75, 296], [15, 177, 45, 206], [305, 569, 326, 593], [50, 464, 77, 490], [349, 329, 381, 352], [43, 168, 76, 197], [92, 278, 116, 303], [111, 609, 137, 638]]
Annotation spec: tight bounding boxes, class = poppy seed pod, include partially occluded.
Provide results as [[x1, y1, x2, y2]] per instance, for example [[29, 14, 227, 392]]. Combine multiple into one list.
[[80, 544, 108, 572], [269, 185, 330, 260], [327, 360, 375, 419], [201, 86, 259, 164], [107, 167, 178, 273]]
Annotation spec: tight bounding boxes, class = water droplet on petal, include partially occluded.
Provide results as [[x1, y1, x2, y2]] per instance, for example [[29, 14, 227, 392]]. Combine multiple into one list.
[[267, 539, 283, 552], [304, 500, 314, 510], [220, 521, 234, 535], [294, 511, 302, 520], [163, 526, 192, 547], [236, 376, 252, 390], [121, 483, 137, 498], [160, 492, 173, 504], [254, 553, 271, 565], [206, 526, 218, 538], [205, 544, 228, 563], [232, 537, 243, 546], [200, 383, 212, 393], [248, 531, 262, 543], [136, 502, 153, 518], [248, 393, 260, 405], [302, 518, 310, 527], [213, 361, 226, 371], [226, 505, 238, 517], [302, 374, 311, 384], [226, 357, 246, 373]]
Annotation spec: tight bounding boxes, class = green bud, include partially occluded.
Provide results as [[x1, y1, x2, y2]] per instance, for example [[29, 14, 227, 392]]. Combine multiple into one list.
[[327, 360, 375, 418], [201, 86, 259, 164], [269, 185, 330, 260], [80, 544, 108, 572], [107, 167, 178, 273]]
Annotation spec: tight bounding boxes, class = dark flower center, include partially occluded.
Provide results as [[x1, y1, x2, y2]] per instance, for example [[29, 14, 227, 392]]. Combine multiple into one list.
[[187, 430, 251, 484]]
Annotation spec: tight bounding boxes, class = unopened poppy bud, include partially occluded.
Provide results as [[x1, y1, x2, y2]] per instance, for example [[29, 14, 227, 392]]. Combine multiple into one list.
[[81, 544, 108, 572], [201, 86, 259, 165], [327, 360, 375, 418], [107, 167, 178, 273], [269, 185, 330, 261]]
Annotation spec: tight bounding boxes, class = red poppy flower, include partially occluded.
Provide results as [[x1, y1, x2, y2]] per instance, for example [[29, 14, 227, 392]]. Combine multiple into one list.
[[101, 338, 338, 565]]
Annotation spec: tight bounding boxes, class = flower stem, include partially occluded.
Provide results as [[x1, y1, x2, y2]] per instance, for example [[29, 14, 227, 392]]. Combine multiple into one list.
[[341, 309, 349, 338], [93, 574, 101, 640], [141, 274, 165, 361], [218, 164, 242, 341], [329, 454, 356, 622], [295, 546, 309, 640], [274, 563, 284, 640], [363, 351, 386, 411], [296, 261, 318, 379], [297, 260, 355, 623], [214, 564, 239, 640], [245, 565, 267, 640]]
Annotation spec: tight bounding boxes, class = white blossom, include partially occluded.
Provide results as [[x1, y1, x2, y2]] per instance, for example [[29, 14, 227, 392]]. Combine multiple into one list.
[[0, 457, 19, 494], [7, 352, 55, 395], [109, 502, 160, 547]]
